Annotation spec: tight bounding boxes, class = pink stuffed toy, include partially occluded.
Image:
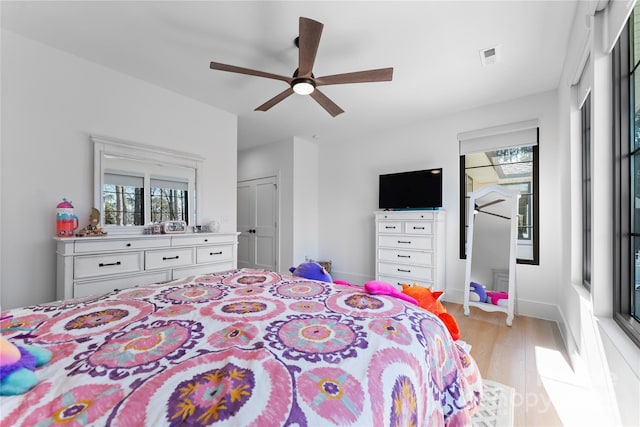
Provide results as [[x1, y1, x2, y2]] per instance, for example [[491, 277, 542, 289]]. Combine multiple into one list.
[[333, 279, 357, 288], [486, 291, 509, 305], [364, 281, 418, 305]]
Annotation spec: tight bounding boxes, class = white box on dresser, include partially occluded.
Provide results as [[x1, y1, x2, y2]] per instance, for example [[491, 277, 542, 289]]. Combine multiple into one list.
[[55, 232, 239, 300], [375, 210, 446, 291]]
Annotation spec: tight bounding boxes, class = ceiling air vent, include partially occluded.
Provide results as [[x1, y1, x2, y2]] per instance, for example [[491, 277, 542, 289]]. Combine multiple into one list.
[[479, 45, 500, 66]]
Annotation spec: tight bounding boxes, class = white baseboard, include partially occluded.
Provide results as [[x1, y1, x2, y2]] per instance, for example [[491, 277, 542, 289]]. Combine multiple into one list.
[[444, 287, 561, 322]]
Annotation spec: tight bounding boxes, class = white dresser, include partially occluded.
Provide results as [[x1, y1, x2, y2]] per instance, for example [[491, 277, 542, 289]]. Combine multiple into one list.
[[55, 232, 239, 300], [375, 210, 446, 290]]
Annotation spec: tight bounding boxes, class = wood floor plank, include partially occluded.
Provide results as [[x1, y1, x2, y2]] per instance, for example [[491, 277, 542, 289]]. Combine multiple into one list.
[[444, 302, 582, 427]]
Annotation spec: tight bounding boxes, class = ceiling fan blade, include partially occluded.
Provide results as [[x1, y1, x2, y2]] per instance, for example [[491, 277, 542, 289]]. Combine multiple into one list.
[[315, 67, 394, 86], [255, 87, 295, 112], [210, 62, 292, 84], [309, 89, 344, 117], [298, 17, 323, 77]]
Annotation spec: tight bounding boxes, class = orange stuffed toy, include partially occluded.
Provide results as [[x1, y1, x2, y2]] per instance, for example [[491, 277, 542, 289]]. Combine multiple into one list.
[[401, 283, 460, 341]]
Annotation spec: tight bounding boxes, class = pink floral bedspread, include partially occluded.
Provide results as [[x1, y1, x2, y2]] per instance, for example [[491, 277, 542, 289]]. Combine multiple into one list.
[[0, 269, 481, 426]]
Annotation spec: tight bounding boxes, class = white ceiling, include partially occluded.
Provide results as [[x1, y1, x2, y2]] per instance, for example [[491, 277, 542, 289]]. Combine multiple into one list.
[[1, 1, 578, 150]]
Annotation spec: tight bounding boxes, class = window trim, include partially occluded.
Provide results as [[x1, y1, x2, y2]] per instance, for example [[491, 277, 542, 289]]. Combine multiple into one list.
[[459, 133, 540, 265], [582, 92, 592, 291], [612, 17, 640, 348]]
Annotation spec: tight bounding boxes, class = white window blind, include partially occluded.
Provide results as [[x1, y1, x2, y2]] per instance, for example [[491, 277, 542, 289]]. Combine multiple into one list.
[[104, 172, 144, 188], [458, 119, 539, 155], [576, 55, 593, 109], [151, 178, 189, 191]]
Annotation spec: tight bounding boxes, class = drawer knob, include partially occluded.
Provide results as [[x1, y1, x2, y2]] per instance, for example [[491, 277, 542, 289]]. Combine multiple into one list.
[[204, 239, 209, 242], [397, 254, 411, 258], [385, 226, 396, 229], [413, 226, 425, 230], [210, 251, 223, 255], [163, 256, 180, 261], [126, 243, 132, 247], [397, 268, 411, 273], [397, 240, 411, 244], [99, 261, 121, 267]]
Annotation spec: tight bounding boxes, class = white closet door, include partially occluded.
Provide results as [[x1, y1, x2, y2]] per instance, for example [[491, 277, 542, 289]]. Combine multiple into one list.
[[237, 176, 277, 271]]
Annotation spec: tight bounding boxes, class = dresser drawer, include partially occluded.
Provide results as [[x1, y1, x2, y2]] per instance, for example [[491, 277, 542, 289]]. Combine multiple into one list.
[[74, 270, 172, 298], [196, 245, 233, 264], [172, 234, 233, 246], [74, 252, 143, 279], [378, 235, 433, 250], [377, 275, 434, 290], [145, 248, 194, 270], [173, 261, 235, 280], [403, 221, 434, 234], [378, 248, 433, 266], [378, 262, 434, 281], [377, 221, 402, 234], [74, 237, 171, 253]]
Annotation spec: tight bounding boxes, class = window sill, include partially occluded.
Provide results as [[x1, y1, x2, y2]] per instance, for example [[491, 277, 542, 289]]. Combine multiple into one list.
[[596, 317, 640, 379]]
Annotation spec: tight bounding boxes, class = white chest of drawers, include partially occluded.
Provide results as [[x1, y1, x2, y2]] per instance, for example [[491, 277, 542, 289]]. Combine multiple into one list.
[[375, 210, 446, 290], [55, 232, 239, 300]]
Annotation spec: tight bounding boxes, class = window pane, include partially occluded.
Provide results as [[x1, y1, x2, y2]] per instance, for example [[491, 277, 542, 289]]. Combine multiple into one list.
[[102, 184, 144, 226], [633, 237, 640, 320], [150, 187, 188, 223], [633, 8, 640, 71], [633, 71, 640, 151]]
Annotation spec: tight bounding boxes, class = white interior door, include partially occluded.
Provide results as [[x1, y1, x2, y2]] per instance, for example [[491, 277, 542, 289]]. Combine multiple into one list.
[[237, 176, 277, 271]]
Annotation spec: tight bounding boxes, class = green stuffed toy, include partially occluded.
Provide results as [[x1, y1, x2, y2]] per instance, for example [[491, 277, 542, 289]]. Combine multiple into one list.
[[0, 335, 52, 395]]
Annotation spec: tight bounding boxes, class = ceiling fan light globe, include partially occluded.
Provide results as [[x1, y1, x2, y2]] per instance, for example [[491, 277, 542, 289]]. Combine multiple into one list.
[[292, 79, 315, 95]]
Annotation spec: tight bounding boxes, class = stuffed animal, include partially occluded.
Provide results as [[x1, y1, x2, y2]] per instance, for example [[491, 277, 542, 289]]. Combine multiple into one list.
[[289, 261, 333, 283], [401, 283, 460, 341], [333, 279, 357, 287], [364, 280, 418, 305], [0, 335, 52, 395], [486, 291, 509, 306], [469, 281, 487, 303]]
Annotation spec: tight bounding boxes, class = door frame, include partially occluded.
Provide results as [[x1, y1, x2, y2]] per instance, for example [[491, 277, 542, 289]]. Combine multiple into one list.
[[237, 173, 280, 271]]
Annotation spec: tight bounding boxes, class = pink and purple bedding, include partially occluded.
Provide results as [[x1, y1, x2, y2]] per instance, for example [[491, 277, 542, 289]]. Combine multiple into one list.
[[0, 268, 481, 426]]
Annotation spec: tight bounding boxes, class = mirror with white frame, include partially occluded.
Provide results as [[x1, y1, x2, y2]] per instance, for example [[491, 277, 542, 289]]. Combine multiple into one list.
[[463, 184, 519, 326], [92, 135, 203, 233]]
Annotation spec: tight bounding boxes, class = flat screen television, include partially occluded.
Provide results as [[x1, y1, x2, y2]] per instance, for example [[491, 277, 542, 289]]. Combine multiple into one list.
[[378, 168, 443, 210]]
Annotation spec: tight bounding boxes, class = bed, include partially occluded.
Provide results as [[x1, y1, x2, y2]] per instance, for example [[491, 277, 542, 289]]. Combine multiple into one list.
[[0, 268, 481, 426]]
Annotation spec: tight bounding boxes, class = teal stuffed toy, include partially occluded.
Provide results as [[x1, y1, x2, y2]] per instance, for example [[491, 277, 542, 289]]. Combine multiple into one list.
[[0, 335, 52, 395], [289, 261, 333, 283]]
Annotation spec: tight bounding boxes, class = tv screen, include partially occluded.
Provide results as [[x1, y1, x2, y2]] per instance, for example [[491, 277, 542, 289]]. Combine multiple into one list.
[[378, 168, 442, 209]]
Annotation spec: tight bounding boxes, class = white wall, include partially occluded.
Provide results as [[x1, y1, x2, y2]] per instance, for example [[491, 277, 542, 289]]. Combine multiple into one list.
[[318, 90, 562, 321], [1, 30, 237, 309], [292, 137, 319, 265], [237, 136, 319, 272]]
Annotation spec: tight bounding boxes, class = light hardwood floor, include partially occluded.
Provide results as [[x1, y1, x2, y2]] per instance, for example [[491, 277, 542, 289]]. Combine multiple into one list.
[[445, 303, 604, 427]]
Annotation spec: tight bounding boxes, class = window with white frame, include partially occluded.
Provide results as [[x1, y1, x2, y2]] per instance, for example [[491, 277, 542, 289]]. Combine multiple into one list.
[[612, 10, 640, 348]]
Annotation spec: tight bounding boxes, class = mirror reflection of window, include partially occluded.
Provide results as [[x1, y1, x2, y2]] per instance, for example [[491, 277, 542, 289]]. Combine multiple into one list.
[[93, 136, 202, 232], [103, 172, 145, 226], [458, 121, 539, 264], [150, 179, 189, 223]]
